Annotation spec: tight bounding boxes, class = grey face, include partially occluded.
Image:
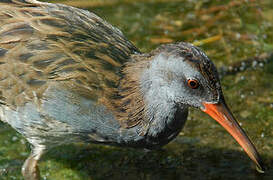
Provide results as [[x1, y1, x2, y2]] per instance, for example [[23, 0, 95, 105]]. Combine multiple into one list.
[[141, 43, 222, 110], [140, 43, 264, 171]]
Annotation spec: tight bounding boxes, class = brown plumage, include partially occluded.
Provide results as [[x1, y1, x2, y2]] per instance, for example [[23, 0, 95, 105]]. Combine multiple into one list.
[[0, 1, 264, 180], [0, 0, 138, 107]]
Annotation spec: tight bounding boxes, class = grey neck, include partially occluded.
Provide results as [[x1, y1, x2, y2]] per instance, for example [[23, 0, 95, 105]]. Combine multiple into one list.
[[133, 54, 189, 146]]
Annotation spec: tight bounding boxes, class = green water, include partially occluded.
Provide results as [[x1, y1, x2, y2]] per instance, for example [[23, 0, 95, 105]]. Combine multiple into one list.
[[0, 0, 272, 179]]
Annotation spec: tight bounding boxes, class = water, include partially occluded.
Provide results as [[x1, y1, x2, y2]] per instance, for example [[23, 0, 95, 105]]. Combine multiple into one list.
[[0, 0, 272, 179]]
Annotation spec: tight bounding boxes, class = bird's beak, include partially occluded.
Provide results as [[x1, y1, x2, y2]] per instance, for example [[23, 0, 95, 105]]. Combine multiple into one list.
[[202, 99, 264, 173]]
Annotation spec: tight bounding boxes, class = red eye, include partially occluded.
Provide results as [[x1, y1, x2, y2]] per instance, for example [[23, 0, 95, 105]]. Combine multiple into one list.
[[187, 79, 199, 89]]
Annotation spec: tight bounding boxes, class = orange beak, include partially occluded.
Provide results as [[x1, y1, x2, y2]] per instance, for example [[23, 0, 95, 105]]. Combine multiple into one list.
[[202, 100, 264, 173]]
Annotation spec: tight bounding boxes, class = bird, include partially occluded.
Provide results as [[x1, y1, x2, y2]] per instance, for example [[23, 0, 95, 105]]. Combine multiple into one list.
[[0, 0, 264, 179]]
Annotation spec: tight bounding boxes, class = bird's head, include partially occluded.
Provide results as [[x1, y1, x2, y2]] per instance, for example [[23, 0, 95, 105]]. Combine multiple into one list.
[[139, 42, 264, 172]]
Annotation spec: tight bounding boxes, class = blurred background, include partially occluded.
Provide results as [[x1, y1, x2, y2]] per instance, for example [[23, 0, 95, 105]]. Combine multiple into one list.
[[0, 0, 272, 179]]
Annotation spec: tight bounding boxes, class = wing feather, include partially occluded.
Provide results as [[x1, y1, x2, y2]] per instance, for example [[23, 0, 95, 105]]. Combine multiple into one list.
[[0, 0, 139, 108]]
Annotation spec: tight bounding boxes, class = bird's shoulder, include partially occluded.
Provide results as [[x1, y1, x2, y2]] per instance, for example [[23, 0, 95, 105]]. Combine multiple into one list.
[[0, 0, 139, 108]]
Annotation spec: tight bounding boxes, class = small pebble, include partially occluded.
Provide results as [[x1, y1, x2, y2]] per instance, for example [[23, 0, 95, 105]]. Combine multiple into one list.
[[240, 110, 251, 118], [186, 13, 195, 19], [252, 60, 257, 68], [228, 66, 233, 71], [12, 136, 18, 142], [20, 139, 26, 145], [235, 33, 241, 39]]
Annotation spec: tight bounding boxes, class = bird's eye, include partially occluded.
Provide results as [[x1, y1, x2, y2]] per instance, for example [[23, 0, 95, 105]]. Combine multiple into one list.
[[187, 79, 199, 89]]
